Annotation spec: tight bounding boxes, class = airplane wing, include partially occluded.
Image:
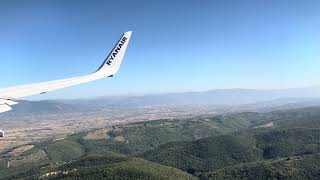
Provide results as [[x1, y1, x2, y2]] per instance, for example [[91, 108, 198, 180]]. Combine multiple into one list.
[[0, 31, 132, 113]]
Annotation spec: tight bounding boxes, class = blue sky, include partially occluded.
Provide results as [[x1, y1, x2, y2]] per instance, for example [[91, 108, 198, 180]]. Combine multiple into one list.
[[0, 0, 319, 99]]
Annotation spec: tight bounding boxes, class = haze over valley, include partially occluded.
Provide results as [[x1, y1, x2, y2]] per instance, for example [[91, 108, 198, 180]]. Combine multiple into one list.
[[1, 86, 320, 154]]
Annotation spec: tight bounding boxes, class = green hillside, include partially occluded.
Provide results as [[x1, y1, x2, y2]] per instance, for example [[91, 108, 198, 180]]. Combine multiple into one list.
[[200, 153, 320, 180], [2, 106, 320, 179], [52, 157, 197, 180], [4, 156, 196, 180], [254, 128, 320, 159], [140, 133, 262, 173], [141, 128, 320, 174], [21, 138, 85, 162], [79, 115, 259, 156]]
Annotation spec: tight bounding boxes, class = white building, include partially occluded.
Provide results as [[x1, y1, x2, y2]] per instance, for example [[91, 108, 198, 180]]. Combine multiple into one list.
[[0, 130, 4, 137]]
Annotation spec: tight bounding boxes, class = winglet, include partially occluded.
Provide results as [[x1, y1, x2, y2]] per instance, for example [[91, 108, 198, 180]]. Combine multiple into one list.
[[94, 31, 132, 76]]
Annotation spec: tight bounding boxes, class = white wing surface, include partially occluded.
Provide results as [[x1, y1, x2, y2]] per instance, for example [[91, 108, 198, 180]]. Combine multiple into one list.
[[0, 31, 132, 113]]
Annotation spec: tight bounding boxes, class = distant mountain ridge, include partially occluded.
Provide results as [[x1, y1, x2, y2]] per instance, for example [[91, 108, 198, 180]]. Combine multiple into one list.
[[1, 86, 320, 115], [61, 86, 320, 106]]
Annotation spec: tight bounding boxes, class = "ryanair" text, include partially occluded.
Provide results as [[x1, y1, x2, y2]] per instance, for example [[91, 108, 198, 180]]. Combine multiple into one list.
[[106, 37, 128, 65]]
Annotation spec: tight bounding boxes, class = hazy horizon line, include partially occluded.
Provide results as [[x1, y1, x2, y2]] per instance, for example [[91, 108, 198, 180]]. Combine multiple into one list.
[[26, 84, 320, 101]]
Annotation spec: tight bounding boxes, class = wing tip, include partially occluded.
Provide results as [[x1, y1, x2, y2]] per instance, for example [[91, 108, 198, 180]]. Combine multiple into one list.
[[124, 31, 133, 38], [94, 31, 132, 75]]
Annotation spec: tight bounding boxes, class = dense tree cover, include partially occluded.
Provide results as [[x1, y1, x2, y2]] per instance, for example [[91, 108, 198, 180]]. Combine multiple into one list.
[[200, 154, 320, 180], [141, 128, 320, 175], [140, 133, 263, 173], [86, 114, 265, 156], [254, 128, 320, 159], [71, 116, 259, 157]]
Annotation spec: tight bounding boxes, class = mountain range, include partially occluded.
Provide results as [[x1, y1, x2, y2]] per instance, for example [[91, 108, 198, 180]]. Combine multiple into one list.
[[1, 86, 320, 116]]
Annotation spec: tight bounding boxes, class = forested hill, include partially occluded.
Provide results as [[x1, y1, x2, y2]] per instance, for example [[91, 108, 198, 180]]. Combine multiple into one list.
[[141, 128, 320, 176]]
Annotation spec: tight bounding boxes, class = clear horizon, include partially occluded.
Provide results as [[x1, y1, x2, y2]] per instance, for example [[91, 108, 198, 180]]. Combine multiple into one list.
[[1, 0, 320, 99]]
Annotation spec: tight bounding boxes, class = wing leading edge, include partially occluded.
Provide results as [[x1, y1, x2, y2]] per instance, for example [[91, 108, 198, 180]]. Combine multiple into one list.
[[0, 31, 132, 113]]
